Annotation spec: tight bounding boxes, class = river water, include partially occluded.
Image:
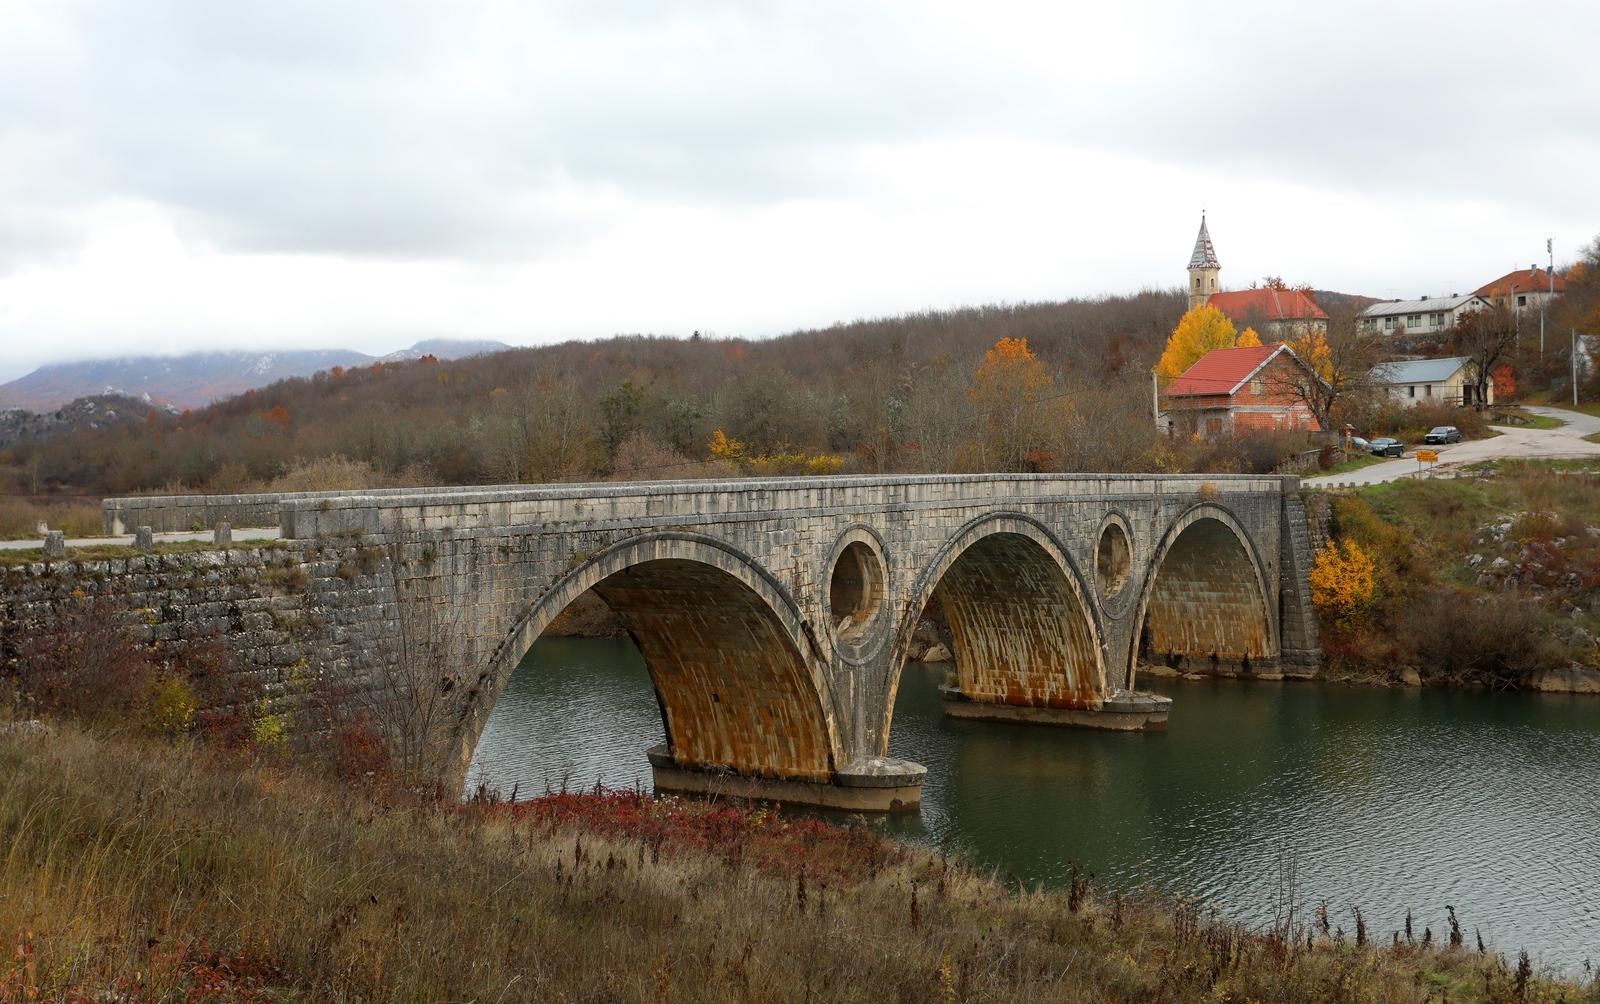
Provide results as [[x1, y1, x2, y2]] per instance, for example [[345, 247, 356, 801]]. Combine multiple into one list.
[[468, 637, 1600, 974]]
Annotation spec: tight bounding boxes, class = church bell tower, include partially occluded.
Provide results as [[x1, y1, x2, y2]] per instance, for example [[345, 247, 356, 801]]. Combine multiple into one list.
[[1187, 213, 1221, 310]]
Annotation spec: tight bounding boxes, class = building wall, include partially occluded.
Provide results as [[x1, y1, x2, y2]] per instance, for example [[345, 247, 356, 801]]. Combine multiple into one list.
[[1164, 354, 1321, 437], [1379, 369, 1492, 407]]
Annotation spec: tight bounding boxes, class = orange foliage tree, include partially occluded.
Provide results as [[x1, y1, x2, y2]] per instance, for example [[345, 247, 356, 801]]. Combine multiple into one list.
[[966, 337, 1059, 471]]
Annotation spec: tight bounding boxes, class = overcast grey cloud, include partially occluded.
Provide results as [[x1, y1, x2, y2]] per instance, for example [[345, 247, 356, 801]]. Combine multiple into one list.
[[1, 0, 1596, 379]]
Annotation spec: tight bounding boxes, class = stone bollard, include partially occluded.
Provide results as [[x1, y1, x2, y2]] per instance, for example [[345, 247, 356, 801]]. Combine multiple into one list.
[[213, 522, 232, 547], [134, 526, 155, 551], [43, 530, 66, 558], [36, 520, 48, 537]]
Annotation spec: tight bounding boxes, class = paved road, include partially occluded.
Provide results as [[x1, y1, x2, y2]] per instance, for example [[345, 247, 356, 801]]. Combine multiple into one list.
[[1303, 406, 1600, 488], [0, 527, 280, 551]]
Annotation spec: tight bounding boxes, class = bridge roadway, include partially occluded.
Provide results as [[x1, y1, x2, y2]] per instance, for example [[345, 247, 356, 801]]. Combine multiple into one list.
[[102, 473, 1319, 811]]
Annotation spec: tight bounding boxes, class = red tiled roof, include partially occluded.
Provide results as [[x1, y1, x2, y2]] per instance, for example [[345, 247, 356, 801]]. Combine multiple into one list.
[[1206, 288, 1328, 323], [1474, 268, 1568, 298], [1165, 344, 1282, 397]]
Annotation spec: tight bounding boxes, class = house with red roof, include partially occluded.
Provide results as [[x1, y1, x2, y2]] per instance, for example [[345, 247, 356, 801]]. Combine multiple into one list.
[[1184, 215, 1329, 340], [1475, 266, 1567, 314], [1161, 343, 1323, 439]]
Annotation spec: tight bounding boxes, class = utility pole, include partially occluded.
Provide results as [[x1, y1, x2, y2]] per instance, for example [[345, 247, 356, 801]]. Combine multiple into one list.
[[1151, 369, 1161, 430], [1575, 329, 1582, 407], [1535, 261, 1543, 356]]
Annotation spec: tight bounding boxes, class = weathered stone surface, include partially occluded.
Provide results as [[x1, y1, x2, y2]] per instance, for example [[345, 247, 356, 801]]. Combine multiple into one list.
[[76, 474, 1323, 801], [920, 643, 953, 663]]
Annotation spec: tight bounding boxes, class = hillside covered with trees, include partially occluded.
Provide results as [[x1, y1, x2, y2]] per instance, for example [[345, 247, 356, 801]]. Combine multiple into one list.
[[4, 291, 1220, 498]]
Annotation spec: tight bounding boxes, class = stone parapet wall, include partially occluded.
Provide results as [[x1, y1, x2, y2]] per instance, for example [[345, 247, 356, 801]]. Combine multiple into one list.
[[103, 483, 536, 534], [277, 473, 1286, 539]]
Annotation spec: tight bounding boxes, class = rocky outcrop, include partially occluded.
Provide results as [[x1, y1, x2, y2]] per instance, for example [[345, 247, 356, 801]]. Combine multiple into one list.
[[1524, 665, 1600, 694]]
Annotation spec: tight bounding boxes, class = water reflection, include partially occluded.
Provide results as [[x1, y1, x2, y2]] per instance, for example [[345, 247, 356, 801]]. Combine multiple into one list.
[[468, 637, 1600, 973]]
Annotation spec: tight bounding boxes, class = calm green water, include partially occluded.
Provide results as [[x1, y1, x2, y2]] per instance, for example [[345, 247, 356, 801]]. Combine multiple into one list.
[[468, 637, 1600, 974]]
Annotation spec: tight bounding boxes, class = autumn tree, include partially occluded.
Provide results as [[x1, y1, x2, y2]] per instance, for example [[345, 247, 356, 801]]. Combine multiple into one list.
[[1309, 539, 1377, 622], [1450, 301, 1519, 407], [966, 337, 1058, 472], [1263, 304, 1381, 432], [485, 371, 591, 483], [1156, 306, 1252, 381]]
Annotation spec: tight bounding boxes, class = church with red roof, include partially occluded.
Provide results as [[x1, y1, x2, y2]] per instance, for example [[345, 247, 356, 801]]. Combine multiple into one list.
[[1185, 215, 1328, 340]]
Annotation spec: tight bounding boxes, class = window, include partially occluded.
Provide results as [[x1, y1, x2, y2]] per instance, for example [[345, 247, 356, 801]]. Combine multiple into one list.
[[1384, 317, 1395, 329], [1408, 314, 1422, 325], [1408, 386, 1416, 398], [1250, 378, 1263, 396], [1425, 385, 1433, 397], [1517, 295, 1527, 307]]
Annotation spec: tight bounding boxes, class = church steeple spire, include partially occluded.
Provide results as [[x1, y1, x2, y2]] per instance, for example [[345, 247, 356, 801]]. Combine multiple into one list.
[[1186, 213, 1221, 310]]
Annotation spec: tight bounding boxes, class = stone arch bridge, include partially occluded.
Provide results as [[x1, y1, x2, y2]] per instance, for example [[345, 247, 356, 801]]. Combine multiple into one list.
[[223, 473, 1321, 810]]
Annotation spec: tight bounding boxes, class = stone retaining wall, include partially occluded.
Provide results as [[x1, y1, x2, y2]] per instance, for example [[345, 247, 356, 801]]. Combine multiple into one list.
[[0, 542, 401, 736]]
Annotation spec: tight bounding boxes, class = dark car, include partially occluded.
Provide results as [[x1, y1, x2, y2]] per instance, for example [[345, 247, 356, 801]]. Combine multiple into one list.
[[1369, 437, 1404, 457], [1424, 425, 1462, 444]]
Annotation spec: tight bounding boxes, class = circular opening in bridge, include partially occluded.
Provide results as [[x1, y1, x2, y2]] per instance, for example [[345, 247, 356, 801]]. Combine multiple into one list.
[[1096, 521, 1132, 599], [829, 541, 885, 644]]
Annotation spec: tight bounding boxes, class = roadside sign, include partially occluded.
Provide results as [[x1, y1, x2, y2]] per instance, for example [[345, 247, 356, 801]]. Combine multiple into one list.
[[1416, 450, 1438, 463]]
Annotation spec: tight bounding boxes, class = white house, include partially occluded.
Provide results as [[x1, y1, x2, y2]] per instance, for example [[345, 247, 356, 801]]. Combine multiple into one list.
[[1369, 356, 1491, 407], [1360, 294, 1489, 337]]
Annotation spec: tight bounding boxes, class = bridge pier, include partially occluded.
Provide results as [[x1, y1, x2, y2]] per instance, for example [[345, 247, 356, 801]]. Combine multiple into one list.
[[645, 746, 925, 812], [938, 686, 1171, 732]]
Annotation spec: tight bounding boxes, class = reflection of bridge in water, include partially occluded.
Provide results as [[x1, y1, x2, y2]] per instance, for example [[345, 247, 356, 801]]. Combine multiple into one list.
[[108, 474, 1320, 810]]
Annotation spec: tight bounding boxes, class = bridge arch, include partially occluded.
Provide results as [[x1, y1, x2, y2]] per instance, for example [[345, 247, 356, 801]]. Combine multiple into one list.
[[1128, 503, 1278, 686], [884, 513, 1106, 745], [455, 532, 843, 786]]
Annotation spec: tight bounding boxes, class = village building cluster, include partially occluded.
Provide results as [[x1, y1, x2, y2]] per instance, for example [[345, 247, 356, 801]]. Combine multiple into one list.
[[1158, 215, 1562, 437]]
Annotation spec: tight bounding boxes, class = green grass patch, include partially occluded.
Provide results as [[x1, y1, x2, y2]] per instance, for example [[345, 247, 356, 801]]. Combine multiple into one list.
[[1314, 452, 1388, 477], [0, 539, 283, 568]]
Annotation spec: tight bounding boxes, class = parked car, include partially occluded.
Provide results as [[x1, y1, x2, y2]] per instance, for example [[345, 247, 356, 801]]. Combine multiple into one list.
[[1368, 437, 1404, 457], [1348, 436, 1370, 451], [1424, 425, 1462, 444]]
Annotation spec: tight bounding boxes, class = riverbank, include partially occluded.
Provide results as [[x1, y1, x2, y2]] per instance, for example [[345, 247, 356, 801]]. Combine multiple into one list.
[[1311, 460, 1600, 692], [1, 721, 1577, 1002]]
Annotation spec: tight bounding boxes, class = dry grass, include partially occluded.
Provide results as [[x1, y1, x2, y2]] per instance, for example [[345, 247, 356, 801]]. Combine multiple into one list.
[[0, 497, 102, 540], [0, 724, 1579, 1002]]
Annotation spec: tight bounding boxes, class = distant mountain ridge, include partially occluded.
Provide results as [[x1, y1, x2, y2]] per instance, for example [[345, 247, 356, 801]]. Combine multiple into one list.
[[0, 339, 510, 412]]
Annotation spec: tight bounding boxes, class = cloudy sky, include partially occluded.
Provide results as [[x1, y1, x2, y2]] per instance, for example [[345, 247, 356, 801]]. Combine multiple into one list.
[[1, 0, 1596, 380]]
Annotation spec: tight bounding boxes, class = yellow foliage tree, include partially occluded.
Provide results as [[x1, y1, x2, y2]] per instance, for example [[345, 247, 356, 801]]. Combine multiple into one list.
[[1155, 306, 1242, 381], [708, 429, 744, 464], [1236, 327, 1261, 347], [1287, 329, 1333, 382], [1309, 539, 1377, 622]]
